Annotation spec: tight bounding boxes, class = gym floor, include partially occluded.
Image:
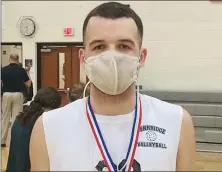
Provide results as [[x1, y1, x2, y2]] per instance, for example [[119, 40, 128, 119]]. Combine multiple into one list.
[[1, 129, 222, 171]]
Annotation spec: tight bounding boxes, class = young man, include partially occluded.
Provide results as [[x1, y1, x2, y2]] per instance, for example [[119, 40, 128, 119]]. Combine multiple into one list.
[[30, 2, 195, 171]]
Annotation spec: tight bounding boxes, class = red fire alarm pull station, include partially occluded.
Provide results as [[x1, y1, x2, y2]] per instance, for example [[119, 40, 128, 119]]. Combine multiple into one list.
[[64, 28, 74, 36]]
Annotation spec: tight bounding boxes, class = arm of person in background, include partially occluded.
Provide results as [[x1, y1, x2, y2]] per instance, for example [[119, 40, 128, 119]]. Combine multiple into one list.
[[21, 68, 32, 87], [176, 109, 196, 171], [30, 116, 50, 171]]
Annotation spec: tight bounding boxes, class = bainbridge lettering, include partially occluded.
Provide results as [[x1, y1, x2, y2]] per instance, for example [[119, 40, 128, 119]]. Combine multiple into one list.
[[140, 125, 166, 135]]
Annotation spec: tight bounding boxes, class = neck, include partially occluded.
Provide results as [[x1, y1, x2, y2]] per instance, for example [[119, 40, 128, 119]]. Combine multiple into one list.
[[89, 84, 136, 116]]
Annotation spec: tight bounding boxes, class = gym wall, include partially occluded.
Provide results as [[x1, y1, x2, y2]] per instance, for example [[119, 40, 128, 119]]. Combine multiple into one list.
[[2, 1, 222, 93]]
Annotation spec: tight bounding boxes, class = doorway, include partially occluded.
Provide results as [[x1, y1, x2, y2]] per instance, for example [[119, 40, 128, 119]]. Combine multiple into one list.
[[1, 42, 23, 67], [37, 42, 84, 106]]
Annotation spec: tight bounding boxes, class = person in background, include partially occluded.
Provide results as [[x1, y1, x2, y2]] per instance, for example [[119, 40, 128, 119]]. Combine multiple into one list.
[[18, 62, 34, 103], [1, 54, 32, 147], [6, 87, 62, 172], [68, 83, 90, 102], [18, 62, 23, 67], [25, 61, 32, 74], [24, 62, 34, 102]]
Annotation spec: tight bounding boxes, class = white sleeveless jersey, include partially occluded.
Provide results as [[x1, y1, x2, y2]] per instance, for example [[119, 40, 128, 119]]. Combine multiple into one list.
[[43, 94, 183, 171]]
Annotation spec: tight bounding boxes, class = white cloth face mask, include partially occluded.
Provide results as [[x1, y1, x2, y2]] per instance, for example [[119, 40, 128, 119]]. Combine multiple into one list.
[[83, 50, 140, 95]]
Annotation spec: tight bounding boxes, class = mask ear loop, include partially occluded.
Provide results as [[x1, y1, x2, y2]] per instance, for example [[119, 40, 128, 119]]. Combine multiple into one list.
[[135, 80, 140, 96], [83, 81, 91, 98]]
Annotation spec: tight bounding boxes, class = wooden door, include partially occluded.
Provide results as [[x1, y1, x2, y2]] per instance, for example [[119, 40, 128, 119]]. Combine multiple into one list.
[[40, 45, 81, 106], [41, 47, 71, 106], [70, 46, 88, 84], [41, 49, 59, 88], [41, 47, 72, 88], [71, 46, 80, 85]]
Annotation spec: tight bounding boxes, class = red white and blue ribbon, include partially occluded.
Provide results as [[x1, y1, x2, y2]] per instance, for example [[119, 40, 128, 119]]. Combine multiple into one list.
[[86, 93, 142, 172]]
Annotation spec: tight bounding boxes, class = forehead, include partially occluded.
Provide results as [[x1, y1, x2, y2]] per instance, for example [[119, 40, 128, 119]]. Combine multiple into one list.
[[85, 16, 140, 45]]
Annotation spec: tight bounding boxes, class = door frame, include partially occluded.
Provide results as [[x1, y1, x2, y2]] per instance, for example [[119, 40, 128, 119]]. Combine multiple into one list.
[[36, 42, 83, 90], [1, 42, 22, 46]]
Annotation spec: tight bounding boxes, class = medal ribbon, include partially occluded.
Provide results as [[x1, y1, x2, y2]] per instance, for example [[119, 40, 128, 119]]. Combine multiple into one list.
[[86, 93, 142, 172]]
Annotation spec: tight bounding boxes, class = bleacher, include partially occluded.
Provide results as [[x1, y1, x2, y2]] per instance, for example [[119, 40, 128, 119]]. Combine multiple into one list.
[[140, 90, 222, 153]]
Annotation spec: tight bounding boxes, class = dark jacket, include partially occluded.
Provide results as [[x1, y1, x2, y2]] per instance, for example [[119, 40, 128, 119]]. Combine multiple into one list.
[[6, 120, 34, 172]]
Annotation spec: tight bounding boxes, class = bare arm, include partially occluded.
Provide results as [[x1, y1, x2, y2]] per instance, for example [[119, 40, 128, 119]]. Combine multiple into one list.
[[24, 70, 32, 87], [30, 116, 50, 171], [24, 80, 32, 87], [21, 67, 32, 87], [176, 109, 196, 171]]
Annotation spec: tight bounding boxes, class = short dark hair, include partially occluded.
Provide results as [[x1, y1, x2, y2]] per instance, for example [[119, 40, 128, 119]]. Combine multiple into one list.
[[82, 2, 143, 44]]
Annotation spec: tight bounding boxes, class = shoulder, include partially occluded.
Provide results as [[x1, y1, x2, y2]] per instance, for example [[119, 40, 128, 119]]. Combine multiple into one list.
[[11, 120, 32, 143], [18, 66, 27, 73], [2, 66, 7, 70], [42, 98, 86, 125], [141, 93, 194, 134], [12, 119, 33, 130], [141, 93, 183, 115], [1, 65, 8, 72], [140, 93, 184, 132]]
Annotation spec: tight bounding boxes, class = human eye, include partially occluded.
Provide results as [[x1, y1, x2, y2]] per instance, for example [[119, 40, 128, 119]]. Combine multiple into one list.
[[92, 45, 105, 51], [119, 44, 131, 50]]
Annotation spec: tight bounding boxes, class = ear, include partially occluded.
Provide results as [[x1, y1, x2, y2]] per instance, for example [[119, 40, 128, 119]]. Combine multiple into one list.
[[139, 48, 147, 68], [79, 48, 85, 66]]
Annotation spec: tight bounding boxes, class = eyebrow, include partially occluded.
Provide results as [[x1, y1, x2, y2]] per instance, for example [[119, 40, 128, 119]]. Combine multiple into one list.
[[118, 39, 135, 46], [88, 38, 136, 47], [89, 40, 104, 46]]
